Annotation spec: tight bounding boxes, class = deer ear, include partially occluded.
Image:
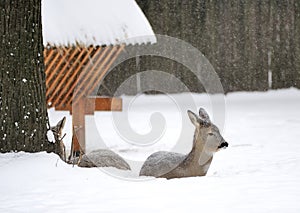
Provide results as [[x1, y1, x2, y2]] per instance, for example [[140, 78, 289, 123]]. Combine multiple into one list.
[[187, 110, 199, 126], [57, 117, 66, 130], [53, 117, 66, 134], [199, 108, 211, 122]]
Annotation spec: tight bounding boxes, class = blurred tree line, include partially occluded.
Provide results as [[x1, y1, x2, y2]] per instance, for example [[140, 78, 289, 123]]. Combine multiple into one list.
[[99, 0, 300, 94]]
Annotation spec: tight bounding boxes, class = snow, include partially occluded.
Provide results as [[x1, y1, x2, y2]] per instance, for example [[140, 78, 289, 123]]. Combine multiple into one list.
[[47, 129, 55, 143], [42, 0, 156, 46], [1, 88, 300, 212]]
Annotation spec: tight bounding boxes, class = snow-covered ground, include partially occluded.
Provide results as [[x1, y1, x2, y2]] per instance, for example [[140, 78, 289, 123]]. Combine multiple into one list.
[[1, 88, 300, 212]]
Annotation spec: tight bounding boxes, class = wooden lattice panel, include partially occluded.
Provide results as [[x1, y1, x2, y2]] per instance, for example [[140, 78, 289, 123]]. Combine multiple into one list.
[[44, 45, 124, 109]]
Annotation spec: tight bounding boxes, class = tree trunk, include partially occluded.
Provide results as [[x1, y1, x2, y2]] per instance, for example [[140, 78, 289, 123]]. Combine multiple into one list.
[[0, 0, 59, 153]]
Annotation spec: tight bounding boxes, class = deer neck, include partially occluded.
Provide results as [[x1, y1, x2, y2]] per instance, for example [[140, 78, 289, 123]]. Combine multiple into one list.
[[186, 129, 213, 167]]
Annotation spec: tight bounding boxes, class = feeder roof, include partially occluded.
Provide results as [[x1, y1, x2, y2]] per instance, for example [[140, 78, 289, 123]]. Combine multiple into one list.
[[42, 0, 156, 46]]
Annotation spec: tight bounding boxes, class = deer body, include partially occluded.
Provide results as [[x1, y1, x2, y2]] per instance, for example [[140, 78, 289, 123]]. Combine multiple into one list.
[[139, 108, 228, 179], [78, 149, 131, 170]]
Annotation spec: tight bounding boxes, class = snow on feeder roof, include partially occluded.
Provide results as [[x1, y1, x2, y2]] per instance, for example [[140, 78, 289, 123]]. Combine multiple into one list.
[[42, 0, 156, 46]]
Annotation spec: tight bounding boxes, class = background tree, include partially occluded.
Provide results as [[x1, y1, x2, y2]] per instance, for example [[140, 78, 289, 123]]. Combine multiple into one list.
[[0, 0, 59, 153]]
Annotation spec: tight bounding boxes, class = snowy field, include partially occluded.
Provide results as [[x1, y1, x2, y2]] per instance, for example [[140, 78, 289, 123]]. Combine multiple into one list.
[[1, 88, 300, 212]]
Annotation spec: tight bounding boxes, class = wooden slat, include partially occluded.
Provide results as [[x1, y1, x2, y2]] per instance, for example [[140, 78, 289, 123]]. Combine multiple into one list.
[[69, 47, 106, 100], [84, 46, 122, 96], [66, 47, 110, 106], [52, 47, 94, 108], [46, 47, 80, 98], [49, 46, 89, 107], [46, 48, 71, 86], [86, 45, 125, 98], [45, 49, 62, 75], [72, 46, 119, 105], [44, 48, 55, 65]]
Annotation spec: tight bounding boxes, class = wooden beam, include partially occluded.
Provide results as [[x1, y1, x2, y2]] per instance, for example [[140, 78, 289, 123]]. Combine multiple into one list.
[[87, 97, 123, 113], [72, 97, 86, 154], [54, 97, 122, 115]]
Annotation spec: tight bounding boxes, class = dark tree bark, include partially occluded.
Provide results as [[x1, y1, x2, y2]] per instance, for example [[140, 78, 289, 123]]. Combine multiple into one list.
[[0, 0, 59, 153], [271, 0, 298, 89], [295, 0, 300, 88]]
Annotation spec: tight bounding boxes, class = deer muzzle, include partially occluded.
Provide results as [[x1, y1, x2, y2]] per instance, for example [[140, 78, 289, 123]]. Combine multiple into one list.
[[218, 141, 228, 149]]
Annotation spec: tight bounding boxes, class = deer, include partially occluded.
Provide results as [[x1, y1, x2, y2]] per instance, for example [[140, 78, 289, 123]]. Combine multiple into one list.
[[78, 149, 131, 170], [66, 128, 130, 170], [139, 108, 228, 179], [49, 117, 67, 162], [48, 117, 130, 170]]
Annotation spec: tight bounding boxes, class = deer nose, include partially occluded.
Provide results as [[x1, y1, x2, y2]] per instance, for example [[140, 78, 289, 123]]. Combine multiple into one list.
[[218, 142, 228, 149]]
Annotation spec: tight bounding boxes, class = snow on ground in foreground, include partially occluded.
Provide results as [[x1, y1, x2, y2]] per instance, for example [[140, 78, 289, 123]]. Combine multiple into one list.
[[1, 88, 300, 212]]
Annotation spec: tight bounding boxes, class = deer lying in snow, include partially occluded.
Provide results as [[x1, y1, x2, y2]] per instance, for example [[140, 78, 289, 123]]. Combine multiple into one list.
[[139, 108, 228, 179], [49, 117, 130, 170], [78, 149, 131, 170]]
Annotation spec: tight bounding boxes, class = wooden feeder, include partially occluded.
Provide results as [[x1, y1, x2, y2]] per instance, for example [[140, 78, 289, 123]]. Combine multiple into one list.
[[42, 0, 156, 158], [44, 45, 124, 157]]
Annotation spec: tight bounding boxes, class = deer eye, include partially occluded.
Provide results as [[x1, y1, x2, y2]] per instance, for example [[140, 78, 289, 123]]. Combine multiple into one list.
[[208, 133, 214, 136]]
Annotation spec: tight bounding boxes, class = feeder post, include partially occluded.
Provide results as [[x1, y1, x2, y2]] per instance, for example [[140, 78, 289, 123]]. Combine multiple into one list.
[[72, 97, 86, 156]]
